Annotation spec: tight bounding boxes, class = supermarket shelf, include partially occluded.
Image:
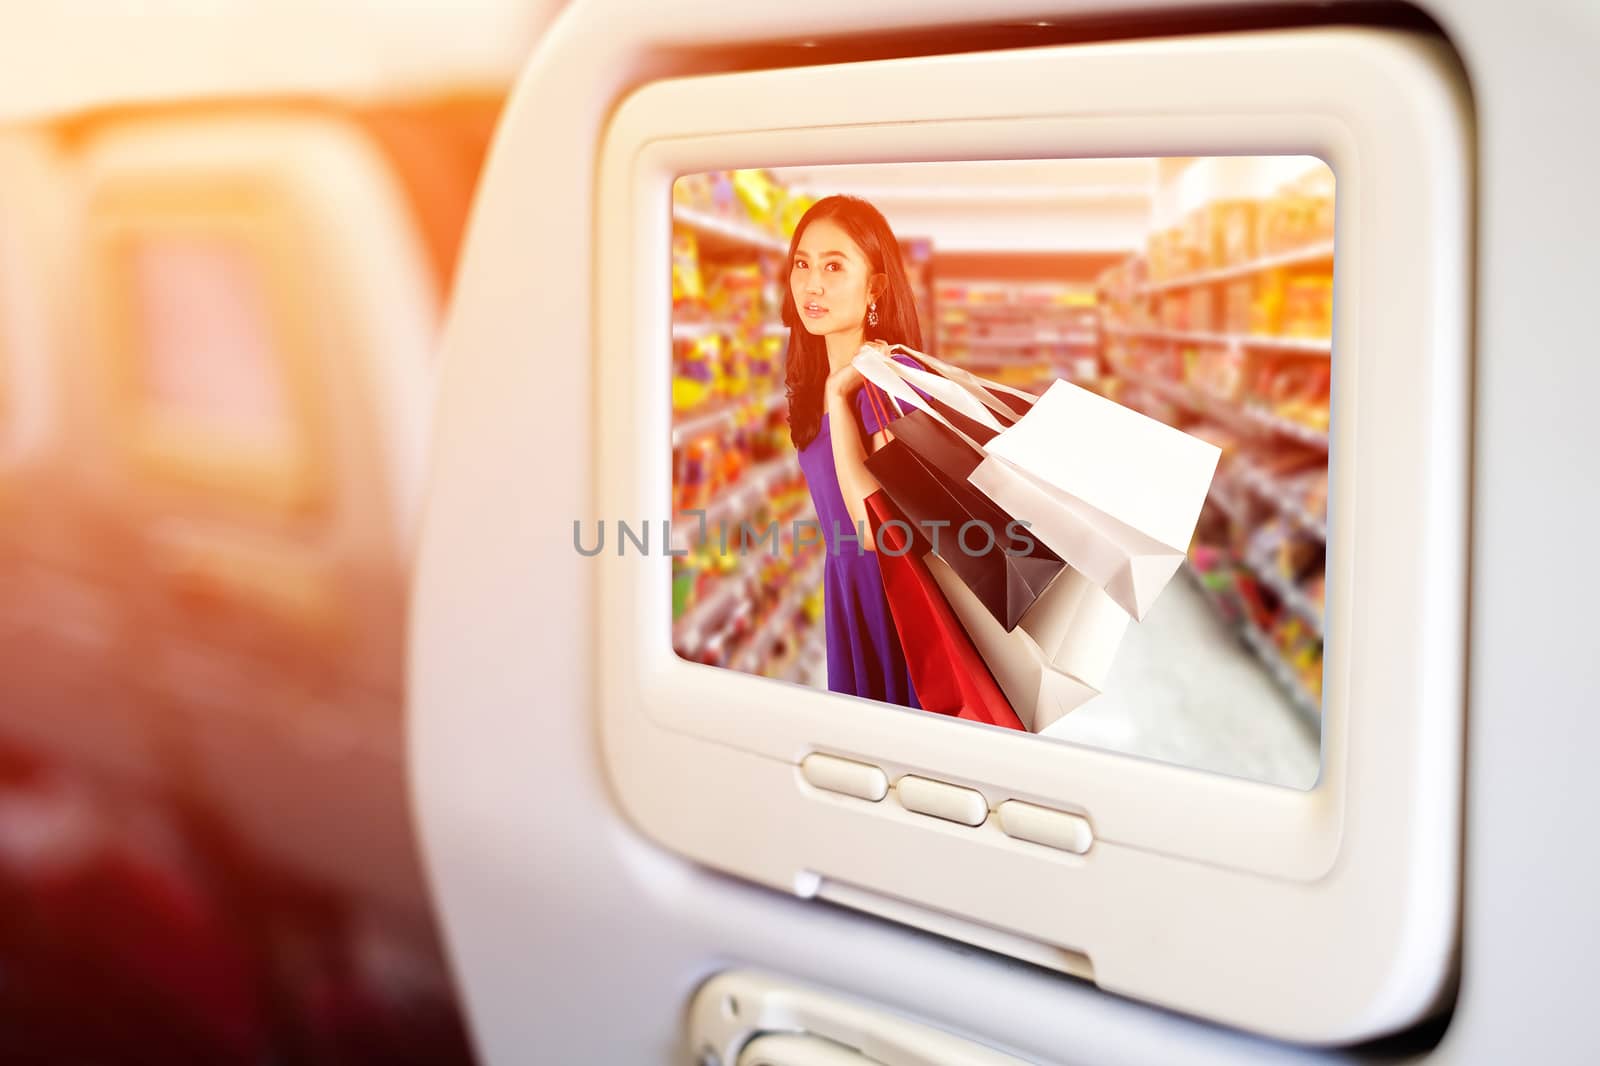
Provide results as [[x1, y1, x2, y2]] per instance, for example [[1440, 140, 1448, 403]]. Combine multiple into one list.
[[1117, 368, 1236, 422], [940, 306, 1098, 321], [1243, 550, 1325, 638], [672, 453, 804, 552], [1185, 563, 1321, 723], [675, 555, 762, 651], [1236, 461, 1328, 540], [1116, 368, 1329, 451], [1241, 405, 1329, 451], [1239, 624, 1322, 723], [672, 319, 788, 342], [781, 631, 828, 687], [673, 205, 788, 254], [672, 451, 800, 547], [673, 500, 819, 653], [671, 389, 786, 449], [1137, 240, 1336, 293], [937, 332, 1100, 348], [938, 280, 1098, 304], [673, 320, 717, 342], [1206, 487, 1251, 525], [734, 556, 826, 674], [1105, 325, 1330, 355]]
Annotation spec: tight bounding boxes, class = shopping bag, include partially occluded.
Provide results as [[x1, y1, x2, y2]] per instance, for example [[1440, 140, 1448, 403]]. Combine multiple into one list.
[[862, 387, 1127, 730], [925, 554, 1119, 732], [854, 346, 1221, 621], [861, 390, 1066, 631], [863, 490, 1025, 732]]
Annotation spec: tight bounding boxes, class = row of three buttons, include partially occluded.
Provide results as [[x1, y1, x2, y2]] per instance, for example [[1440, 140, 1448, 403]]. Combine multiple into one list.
[[800, 753, 1093, 855]]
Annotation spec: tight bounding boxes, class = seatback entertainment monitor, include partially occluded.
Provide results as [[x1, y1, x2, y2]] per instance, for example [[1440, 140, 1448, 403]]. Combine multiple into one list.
[[588, 27, 1469, 1046]]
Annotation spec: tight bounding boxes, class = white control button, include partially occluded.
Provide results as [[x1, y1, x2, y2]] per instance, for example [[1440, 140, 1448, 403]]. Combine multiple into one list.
[[800, 754, 888, 802], [996, 800, 1094, 854], [895, 776, 988, 826]]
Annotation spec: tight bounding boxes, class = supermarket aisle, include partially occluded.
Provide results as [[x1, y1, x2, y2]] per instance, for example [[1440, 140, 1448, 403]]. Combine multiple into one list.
[[1043, 572, 1320, 789], [669, 159, 1331, 786]]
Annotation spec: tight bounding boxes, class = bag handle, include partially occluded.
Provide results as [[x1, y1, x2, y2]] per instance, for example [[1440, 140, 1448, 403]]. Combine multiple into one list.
[[867, 350, 1013, 433], [882, 343, 1037, 422], [862, 377, 896, 444], [852, 348, 991, 453]]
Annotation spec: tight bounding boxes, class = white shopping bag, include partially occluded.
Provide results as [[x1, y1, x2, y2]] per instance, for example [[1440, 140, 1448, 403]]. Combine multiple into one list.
[[926, 553, 1126, 732], [856, 347, 1220, 621]]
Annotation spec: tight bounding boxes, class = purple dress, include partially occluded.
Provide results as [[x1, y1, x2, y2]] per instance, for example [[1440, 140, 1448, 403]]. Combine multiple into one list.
[[796, 373, 921, 709]]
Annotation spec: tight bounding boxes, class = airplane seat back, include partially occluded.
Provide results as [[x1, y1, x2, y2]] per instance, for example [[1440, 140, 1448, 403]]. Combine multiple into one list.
[[59, 108, 440, 920], [0, 131, 164, 782]]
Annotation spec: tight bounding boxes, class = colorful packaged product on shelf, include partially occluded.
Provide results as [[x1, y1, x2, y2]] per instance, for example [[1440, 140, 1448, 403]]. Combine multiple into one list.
[[1251, 269, 1285, 335], [710, 171, 736, 218], [1299, 468, 1329, 517], [673, 172, 716, 211], [1257, 169, 1336, 254], [1301, 654, 1324, 700], [671, 333, 719, 412], [1189, 287, 1216, 333], [1181, 208, 1210, 274], [802, 584, 824, 626], [750, 334, 783, 392], [1187, 543, 1247, 625], [1148, 226, 1187, 281], [706, 263, 765, 326], [1301, 572, 1326, 610], [1270, 618, 1324, 698], [720, 339, 751, 402], [1289, 165, 1337, 245], [719, 417, 749, 491], [1187, 344, 1246, 400], [671, 229, 705, 310], [1224, 279, 1254, 334], [1184, 422, 1245, 459], [1232, 568, 1276, 632], [1144, 232, 1165, 281], [1283, 274, 1334, 338], [675, 433, 721, 513], [779, 191, 817, 239], [1161, 291, 1188, 330], [1219, 200, 1260, 266], [1257, 357, 1330, 432], [731, 169, 785, 233], [672, 561, 697, 620]]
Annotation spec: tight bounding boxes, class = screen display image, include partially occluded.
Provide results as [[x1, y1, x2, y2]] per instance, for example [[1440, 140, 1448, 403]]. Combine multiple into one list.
[[666, 158, 1334, 790], [131, 235, 293, 455]]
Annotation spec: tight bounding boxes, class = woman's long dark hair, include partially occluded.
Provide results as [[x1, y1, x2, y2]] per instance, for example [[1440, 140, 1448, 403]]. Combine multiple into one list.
[[783, 195, 923, 450]]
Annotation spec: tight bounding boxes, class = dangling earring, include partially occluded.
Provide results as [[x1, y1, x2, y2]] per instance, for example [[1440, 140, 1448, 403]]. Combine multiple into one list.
[[867, 301, 879, 328]]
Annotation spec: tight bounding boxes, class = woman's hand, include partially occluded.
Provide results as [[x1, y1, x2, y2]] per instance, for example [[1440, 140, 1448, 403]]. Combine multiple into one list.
[[825, 362, 865, 403], [826, 339, 892, 402]]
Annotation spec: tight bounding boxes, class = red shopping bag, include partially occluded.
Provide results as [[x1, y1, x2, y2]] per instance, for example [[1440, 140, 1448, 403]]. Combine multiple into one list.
[[865, 489, 1025, 732]]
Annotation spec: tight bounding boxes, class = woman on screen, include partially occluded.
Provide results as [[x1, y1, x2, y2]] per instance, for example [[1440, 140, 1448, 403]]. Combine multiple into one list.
[[783, 195, 922, 707]]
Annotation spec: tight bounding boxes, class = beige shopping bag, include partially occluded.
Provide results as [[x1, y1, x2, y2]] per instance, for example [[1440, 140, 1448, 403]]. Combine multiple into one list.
[[926, 553, 1126, 732], [857, 347, 1220, 621]]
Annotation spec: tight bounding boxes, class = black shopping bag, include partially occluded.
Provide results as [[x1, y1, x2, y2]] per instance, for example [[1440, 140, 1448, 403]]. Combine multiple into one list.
[[865, 404, 1065, 631]]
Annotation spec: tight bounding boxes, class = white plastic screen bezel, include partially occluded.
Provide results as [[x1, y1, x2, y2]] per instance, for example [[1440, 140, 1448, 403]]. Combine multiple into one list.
[[594, 28, 1469, 1044]]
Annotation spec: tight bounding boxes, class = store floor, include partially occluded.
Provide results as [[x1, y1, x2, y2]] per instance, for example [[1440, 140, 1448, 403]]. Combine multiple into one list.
[[1042, 573, 1321, 790]]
